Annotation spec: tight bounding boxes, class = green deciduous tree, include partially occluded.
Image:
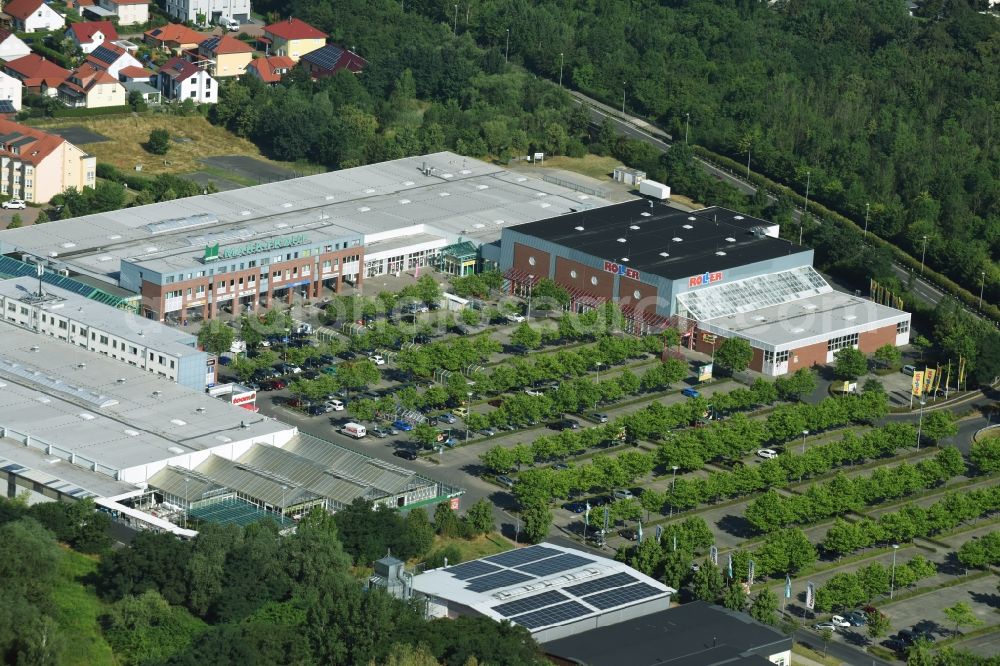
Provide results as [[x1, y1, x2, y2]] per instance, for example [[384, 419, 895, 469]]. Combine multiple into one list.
[[970, 438, 1000, 474], [464, 499, 494, 535], [715, 338, 753, 374], [749, 589, 778, 625], [722, 581, 747, 611], [691, 560, 724, 602], [920, 411, 959, 444], [834, 347, 869, 380], [873, 344, 902, 369], [510, 322, 542, 349], [147, 128, 171, 155], [943, 601, 982, 636], [196, 321, 236, 356]]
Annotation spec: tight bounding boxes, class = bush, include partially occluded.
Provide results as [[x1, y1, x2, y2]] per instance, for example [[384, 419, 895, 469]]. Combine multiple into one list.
[[147, 128, 171, 155]]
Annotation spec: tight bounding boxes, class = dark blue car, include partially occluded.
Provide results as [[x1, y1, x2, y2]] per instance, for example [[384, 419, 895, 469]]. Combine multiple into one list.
[[393, 420, 413, 432]]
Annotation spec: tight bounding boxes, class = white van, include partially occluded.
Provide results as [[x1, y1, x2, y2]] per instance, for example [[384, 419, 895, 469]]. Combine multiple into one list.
[[217, 16, 240, 31], [327, 399, 345, 411], [343, 422, 366, 438]]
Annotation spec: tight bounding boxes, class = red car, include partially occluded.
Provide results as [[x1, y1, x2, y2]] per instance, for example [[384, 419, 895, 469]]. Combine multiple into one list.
[[260, 379, 287, 391]]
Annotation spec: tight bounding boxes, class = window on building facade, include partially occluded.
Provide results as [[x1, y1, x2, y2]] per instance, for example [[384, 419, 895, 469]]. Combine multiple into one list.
[[896, 320, 909, 334], [827, 333, 859, 352]]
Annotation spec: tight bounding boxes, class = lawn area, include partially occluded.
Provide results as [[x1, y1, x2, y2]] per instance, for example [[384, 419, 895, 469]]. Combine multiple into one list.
[[52, 547, 116, 666], [27, 113, 318, 177], [538, 154, 621, 180], [432, 532, 514, 562], [792, 643, 842, 666]]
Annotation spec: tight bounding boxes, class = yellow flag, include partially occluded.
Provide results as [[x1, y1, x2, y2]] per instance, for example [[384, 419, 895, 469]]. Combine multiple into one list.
[[912, 371, 924, 397], [924, 368, 936, 393], [945, 361, 951, 392], [958, 356, 966, 391], [933, 365, 942, 394]]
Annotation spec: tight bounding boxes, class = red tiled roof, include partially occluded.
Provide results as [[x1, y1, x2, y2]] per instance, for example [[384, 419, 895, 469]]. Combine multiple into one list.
[[158, 56, 204, 82], [61, 62, 121, 95], [144, 23, 208, 46], [118, 65, 152, 79], [0, 27, 16, 42], [67, 20, 120, 44], [108, 0, 149, 4], [3, 54, 71, 87], [201, 34, 253, 55], [0, 119, 66, 165], [4, 0, 45, 21], [264, 17, 327, 40], [246, 55, 294, 83]]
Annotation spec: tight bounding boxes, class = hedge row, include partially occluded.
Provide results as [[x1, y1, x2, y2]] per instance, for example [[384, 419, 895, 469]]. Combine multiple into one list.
[[52, 105, 132, 119], [691, 145, 1000, 325]]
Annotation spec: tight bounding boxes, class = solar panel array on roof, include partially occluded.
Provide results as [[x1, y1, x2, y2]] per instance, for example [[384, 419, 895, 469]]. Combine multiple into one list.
[[465, 570, 534, 593], [583, 583, 662, 610], [0, 256, 133, 310], [515, 553, 594, 577], [510, 601, 592, 629], [484, 544, 560, 567], [0, 132, 22, 142], [10, 136, 34, 149], [493, 590, 568, 618], [446, 560, 502, 581], [305, 44, 343, 70], [90, 45, 118, 64], [563, 571, 638, 597], [0, 101, 16, 114]]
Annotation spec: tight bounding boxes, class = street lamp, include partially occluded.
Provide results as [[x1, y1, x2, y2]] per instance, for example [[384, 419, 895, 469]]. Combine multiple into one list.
[[799, 430, 809, 482], [979, 271, 986, 311], [558, 52, 564, 87], [594, 362, 604, 410], [670, 465, 679, 518], [622, 80, 626, 114], [453, 4, 458, 33], [183, 476, 189, 528], [685, 112, 690, 145], [280, 484, 287, 520], [505, 28, 510, 63], [916, 399, 926, 449], [465, 391, 473, 442], [799, 170, 811, 246], [746, 146, 751, 180], [526, 275, 534, 321], [920, 235, 929, 275], [890, 544, 900, 599], [863, 202, 870, 239]]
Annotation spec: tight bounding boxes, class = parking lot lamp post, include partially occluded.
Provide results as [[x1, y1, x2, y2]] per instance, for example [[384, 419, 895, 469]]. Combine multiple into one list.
[[920, 235, 929, 275], [979, 271, 986, 310], [280, 484, 287, 521], [863, 202, 870, 239], [890, 544, 899, 599], [558, 52, 564, 87], [916, 400, 926, 450], [670, 465, 679, 518], [798, 430, 809, 482], [505, 29, 510, 63], [465, 391, 473, 442], [685, 112, 690, 145], [183, 476, 189, 528], [526, 275, 534, 321]]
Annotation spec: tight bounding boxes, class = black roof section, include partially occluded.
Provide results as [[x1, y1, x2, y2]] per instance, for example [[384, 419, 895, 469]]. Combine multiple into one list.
[[511, 200, 805, 281], [542, 601, 792, 666]]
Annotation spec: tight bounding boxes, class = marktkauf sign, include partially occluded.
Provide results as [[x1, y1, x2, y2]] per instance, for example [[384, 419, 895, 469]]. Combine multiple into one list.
[[603, 260, 640, 280], [688, 271, 724, 288], [204, 234, 309, 262]]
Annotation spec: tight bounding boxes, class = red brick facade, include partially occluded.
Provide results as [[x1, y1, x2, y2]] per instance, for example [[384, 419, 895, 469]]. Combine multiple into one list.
[[859, 325, 897, 353], [512, 242, 550, 278], [787, 341, 827, 373], [554, 256, 614, 300]]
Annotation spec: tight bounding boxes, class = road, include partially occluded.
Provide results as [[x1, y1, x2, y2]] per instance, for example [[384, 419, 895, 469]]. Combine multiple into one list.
[[569, 90, 954, 311], [793, 628, 894, 666]]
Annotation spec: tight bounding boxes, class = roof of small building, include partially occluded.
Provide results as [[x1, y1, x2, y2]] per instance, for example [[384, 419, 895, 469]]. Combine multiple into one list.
[[264, 17, 327, 40], [4, 0, 46, 20], [85, 42, 132, 70], [301, 43, 367, 74], [542, 601, 792, 666], [67, 20, 119, 43], [118, 65, 152, 79], [245, 54, 295, 83], [158, 56, 205, 82], [200, 34, 253, 55], [62, 62, 121, 94]]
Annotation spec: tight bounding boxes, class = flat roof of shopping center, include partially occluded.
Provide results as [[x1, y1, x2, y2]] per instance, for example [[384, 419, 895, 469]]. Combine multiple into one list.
[[0, 152, 614, 285]]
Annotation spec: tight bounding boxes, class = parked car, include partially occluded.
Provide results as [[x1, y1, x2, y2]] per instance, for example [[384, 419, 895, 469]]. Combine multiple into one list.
[[369, 354, 386, 365], [306, 404, 326, 416], [496, 475, 516, 488], [756, 448, 779, 459], [562, 501, 586, 513], [2, 199, 26, 209], [618, 528, 638, 541], [592, 413, 609, 423], [371, 427, 390, 438], [681, 387, 701, 398], [394, 449, 418, 461], [392, 420, 413, 432], [549, 419, 580, 431], [438, 413, 458, 424], [479, 427, 496, 437], [452, 407, 469, 418], [524, 388, 545, 397], [843, 611, 867, 626], [612, 488, 634, 500], [830, 616, 852, 628], [552, 462, 570, 471], [338, 350, 357, 361], [259, 379, 286, 391], [902, 365, 916, 376], [813, 622, 837, 633], [326, 399, 345, 411], [506, 313, 526, 323]]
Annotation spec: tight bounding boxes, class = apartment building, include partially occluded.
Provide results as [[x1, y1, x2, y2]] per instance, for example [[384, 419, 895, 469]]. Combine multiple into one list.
[[0, 119, 95, 203]]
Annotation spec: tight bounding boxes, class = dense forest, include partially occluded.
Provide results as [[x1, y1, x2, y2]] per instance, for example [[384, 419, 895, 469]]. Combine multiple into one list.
[[0, 496, 544, 666], [231, 0, 999, 307]]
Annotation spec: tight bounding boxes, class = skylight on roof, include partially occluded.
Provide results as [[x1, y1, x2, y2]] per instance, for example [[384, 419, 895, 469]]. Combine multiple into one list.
[[715, 251, 726, 256], [616, 238, 626, 243], [620, 257, 629, 262], [403, 181, 414, 186], [574, 226, 584, 231], [477, 184, 489, 190], [540, 202, 550, 208], [641, 212, 651, 217], [145, 247, 158, 253], [325, 195, 335, 200], [659, 252, 669, 257], [107, 235, 121, 240], [275, 222, 288, 229], [399, 199, 411, 204], [61, 242, 76, 249], [671, 237, 683, 242], [282, 202, 292, 208], [688, 216, 696, 221], [735, 215, 745, 220], [357, 206, 370, 212], [683, 224, 693, 229], [516, 177, 527, 182], [442, 173, 453, 178], [630, 225, 640, 230], [439, 192, 450, 197], [725, 237, 736, 242], [364, 188, 375, 194]]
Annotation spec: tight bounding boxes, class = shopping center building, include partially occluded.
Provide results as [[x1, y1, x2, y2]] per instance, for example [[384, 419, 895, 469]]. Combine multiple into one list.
[[500, 199, 910, 376], [0, 152, 612, 323]]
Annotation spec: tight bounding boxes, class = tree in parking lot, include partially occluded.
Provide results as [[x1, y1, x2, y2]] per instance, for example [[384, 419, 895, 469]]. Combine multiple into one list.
[[749, 589, 778, 625], [460, 308, 481, 326], [866, 609, 891, 642], [413, 423, 439, 450], [691, 560, 724, 602], [722, 581, 747, 611], [196, 320, 236, 356], [970, 438, 1000, 474], [715, 338, 754, 374], [873, 343, 902, 369], [349, 398, 376, 422], [520, 500, 552, 544], [943, 601, 982, 636], [414, 275, 442, 306], [834, 347, 868, 380], [920, 411, 959, 445], [465, 499, 494, 535], [336, 359, 380, 396], [510, 322, 542, 349]]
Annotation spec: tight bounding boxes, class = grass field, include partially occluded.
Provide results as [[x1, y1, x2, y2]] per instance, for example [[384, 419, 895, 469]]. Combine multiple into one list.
[[432, 532, 514, 562], [52, 547, 116, 666], [28, 113, 319, 177], [537, 154, 621, 180]]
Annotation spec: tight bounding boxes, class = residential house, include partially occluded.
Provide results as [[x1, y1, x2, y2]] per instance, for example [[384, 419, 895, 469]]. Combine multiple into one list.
[[162, 0, 249, 24], [58, 63, 127, 108], [245, 55, 295, 85], [119, 66, 159, 104], [0, 70, 23, 113], [144, 23, 208, 54], [65, 20, 120, 54], [3, 55, 71, 97], [4, 0, 65, 32], [118, 66, 153, 83], [0, 119, 95, 203], [85, 42, 143, 79], [300, 44, 367, 80], [263, 18, 326, 62], [157, 57, 216, 103], [197, 34, 253, 78], [94, 0, 149, 25], [0, 28, 32, 62]]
